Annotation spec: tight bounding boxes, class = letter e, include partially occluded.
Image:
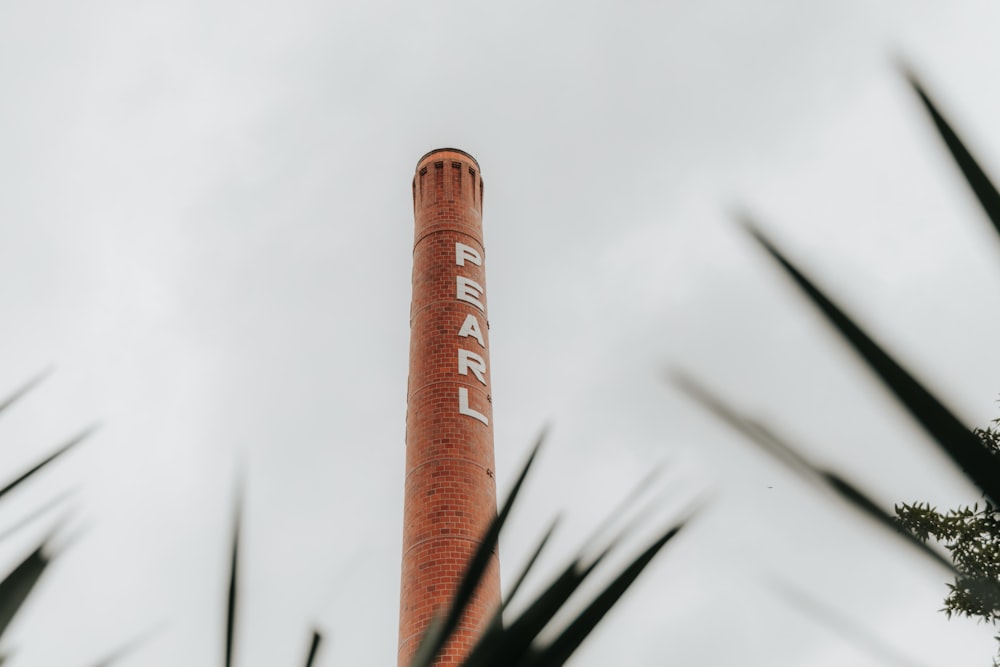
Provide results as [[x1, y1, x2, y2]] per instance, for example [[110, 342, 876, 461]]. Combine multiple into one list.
[[456, 276, 485, 311]]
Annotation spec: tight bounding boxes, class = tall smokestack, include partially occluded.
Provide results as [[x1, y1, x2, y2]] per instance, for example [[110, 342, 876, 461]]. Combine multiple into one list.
[[398, 149, 501, 666]]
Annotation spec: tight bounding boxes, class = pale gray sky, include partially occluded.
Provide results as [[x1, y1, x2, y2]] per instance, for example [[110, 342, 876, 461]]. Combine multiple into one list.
[[0, 1, 999, 665]]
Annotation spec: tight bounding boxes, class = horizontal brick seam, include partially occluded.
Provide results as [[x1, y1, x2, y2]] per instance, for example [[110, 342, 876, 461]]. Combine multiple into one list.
[[404, 457, 493, 482], [397, 609, 492, 660], [407, 379, 491, 402], [398, 631, 421, 656], [396, 573, 499, 655], [409, 299, 489, 326], [396, 599, 496, 657], [413, 228, 484, 252], [401, 533, 489, 562]]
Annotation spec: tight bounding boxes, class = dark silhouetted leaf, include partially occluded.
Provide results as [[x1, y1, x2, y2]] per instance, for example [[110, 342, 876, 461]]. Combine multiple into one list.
[[502, 517, 561, 613], [527, 522, 688, 667], [408, 428, 546, 667], [84, 625, 162, 667], [0, 369, 51, 419], [768, 575, 930, 667], [225, 478, 242, 667], [902, 66, 1000, 243], [0, 535, 56, 642], [740, 218, 1000, 506], [0, 490, 75, 544], [473, 517, 562, 653], [672, 371, 956, 572], [0, 427, 95, 502], [463, 552, 606, 667], [463, 478, 693, 667], [302, 629, 322, 667]]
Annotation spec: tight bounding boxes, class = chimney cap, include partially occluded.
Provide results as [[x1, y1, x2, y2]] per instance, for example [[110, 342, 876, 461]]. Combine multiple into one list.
[[416, 148, 481, 172]]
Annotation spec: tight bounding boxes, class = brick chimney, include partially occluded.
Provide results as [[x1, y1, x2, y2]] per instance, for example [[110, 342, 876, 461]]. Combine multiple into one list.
[[398, 149, 501, 666]]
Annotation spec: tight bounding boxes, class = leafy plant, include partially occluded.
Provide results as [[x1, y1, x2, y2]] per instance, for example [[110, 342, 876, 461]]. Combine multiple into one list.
[[896, 417, 1000, 664], [211, 430, 698, 667], [406, 432, 699, 667], [673, 64, 1000, 666], [0, 373, 94, 659]]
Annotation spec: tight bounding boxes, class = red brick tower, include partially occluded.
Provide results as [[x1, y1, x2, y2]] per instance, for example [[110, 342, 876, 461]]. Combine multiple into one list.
[[398, 148, 501, 666]]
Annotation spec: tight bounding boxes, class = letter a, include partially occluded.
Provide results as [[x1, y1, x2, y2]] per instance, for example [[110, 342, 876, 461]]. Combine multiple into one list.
[[458, 314, 485, 348], [458, 387, 489, 425]]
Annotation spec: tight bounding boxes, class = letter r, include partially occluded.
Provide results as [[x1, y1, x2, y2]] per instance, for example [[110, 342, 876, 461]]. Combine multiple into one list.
[[458, 348, 487, 385]]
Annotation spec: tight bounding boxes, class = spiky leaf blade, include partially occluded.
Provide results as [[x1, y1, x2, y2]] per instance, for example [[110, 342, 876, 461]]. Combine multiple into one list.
[[463, 556, 602, 667], [0, 491, 74, 544], [741, 219, 1000, 505], [903, 68, 1000, 242], [0, 539, 53, 642], [225, 480, 242, 667], [0, 370, 51, 418], [0, 427, 94, 502], [673, 372, 956, 572], [83, 626, 161, 667], [409, 429, 546, 667], [768, 576, 929, 667], [302, 630, 322, 667], [527, 523, 687, 667], [503, 517, 561, 613]]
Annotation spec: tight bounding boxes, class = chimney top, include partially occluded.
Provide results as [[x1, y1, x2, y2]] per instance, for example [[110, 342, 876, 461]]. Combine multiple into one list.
[[416, 147, 481, 171]]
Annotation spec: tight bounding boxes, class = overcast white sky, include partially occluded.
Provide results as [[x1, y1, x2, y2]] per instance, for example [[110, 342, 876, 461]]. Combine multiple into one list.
[[1, 1, 1000, 665]]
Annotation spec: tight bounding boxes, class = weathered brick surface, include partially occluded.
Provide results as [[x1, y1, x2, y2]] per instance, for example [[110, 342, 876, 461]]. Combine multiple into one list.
[[398, 149, 500, 667]]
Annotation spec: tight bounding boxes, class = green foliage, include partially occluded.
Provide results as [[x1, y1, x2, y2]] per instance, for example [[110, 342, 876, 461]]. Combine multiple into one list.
[[895, 417, 1000, 663]]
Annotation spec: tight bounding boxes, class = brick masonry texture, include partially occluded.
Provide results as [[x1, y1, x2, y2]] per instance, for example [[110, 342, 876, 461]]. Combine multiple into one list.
[[398, 149, 501, 667]]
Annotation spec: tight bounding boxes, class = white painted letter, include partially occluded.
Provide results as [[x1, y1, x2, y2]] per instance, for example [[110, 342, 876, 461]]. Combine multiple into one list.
[[458, 387, 489, 425], [458, 349, 487, 385], [456, 276, 485, 311], [456, 242, 482, 267], [458, 314, 485, 347]]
